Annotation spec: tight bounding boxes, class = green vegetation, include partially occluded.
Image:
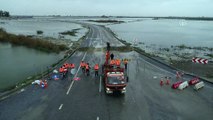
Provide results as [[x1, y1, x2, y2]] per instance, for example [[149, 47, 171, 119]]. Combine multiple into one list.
[[59, 29, 80, 36], [0, 10, 10, 17], [88, 20, 124, 23], [0, 28, 68, 53]]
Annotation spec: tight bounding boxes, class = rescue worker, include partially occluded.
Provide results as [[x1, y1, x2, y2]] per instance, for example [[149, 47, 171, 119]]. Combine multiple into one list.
[[110, 53, 114, 60], [85, 63, 90, 76], [115, 59, 121, 68], [70, 63, 75, 69], [94, 64, 99, 77], [110, 59, 115, 65], [59, 67, 64, 73], [65, 63, 69, 69], [123, 59, 128, 70], [110, 59, 115, 68], [80, 61, 86, 73], [105, 51, 110, 64]]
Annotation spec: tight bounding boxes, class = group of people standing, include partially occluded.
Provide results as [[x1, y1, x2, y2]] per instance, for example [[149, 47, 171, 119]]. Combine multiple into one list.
[[109, 53, 128, 70], [80, 61, 99, 77]]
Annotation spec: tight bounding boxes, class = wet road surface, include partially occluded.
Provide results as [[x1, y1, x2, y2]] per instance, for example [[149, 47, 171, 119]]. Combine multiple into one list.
[[0, 23, 213, 120]]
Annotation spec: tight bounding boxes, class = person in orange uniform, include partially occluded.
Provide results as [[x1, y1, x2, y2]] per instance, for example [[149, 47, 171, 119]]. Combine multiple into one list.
[[85, 63, 90, 76], [59, 67, 64, 73], [123, 59, 128, 70], [70, 63, 75, 69], [94, 64, 99, 77], [115, 59, 121, 68], [105, 51, 110, 64], [80, 61, 86, 73]]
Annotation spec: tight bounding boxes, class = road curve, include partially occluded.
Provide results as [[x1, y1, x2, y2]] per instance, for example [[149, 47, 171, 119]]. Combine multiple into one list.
[[0, 23, 212, 120]]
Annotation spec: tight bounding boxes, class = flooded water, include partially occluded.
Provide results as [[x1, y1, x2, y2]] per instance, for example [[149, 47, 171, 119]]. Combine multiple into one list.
[[108, 19, 213, 48], [0, 43, 63, 90], [0, 18, 87, 41], [0, 17, 89, 90]]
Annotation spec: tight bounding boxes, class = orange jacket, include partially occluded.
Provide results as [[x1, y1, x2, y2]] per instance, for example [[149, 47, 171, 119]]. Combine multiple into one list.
[[59, 68, 64, 73], [94, 64, 99, 70], [86, 64, 90, 70], [65, 64, 69, 69], [110, 60, 115, 65], [70, 64, 75, 68], [80, 62, 85, 67], [116, 59, 121, 66]]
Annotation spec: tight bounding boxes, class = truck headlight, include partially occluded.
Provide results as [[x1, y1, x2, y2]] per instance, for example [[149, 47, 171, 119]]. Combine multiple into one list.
[[106, 88, 110, 91]]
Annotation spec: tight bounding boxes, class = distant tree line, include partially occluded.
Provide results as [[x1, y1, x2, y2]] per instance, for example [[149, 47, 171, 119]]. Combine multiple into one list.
[[0, 10, 10, 17]]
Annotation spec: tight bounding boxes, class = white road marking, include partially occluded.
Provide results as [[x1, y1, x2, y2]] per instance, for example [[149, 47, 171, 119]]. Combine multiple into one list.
[[66, 52, 87, 95], [97, 117, 99, 120], [99, 76, 102, 93], [59, 104, 63, 110]]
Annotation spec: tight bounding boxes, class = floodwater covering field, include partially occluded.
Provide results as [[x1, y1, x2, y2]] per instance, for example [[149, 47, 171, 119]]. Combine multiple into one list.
[[0, 17, 88, 90], [0, 43, 63, 90], [108, 19, 213, 47], [108, 19, 213, 61], [0, 17, 87, 41]]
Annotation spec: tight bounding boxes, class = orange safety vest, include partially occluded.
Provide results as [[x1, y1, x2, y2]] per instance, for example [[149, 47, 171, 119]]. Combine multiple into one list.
[[71, 64, 75, 68], [80, 62, 85, 67], [94, 65, 99, 70], [116, 59, 121, 66], [86, 64, 90, 70], [59, 68, 63, 73], [65, 64, 69, 68]]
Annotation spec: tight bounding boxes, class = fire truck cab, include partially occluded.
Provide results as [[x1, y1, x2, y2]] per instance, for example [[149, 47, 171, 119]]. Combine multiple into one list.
[[103, 67, 128, 94]]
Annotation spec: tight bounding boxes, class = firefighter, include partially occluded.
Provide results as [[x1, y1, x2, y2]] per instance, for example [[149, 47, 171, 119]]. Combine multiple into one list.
[[70, 63, 75, 69], [94, 64, 99, 77], [123, 59, 128, 70], [85, 63, 90, 76], [110, 59, 115, 68], [115, 59, 121, 68], [80, 61, 86, 73], [110, 53, 114, 60], [105, 51, 110, 64], [59, 67, 64, 73]]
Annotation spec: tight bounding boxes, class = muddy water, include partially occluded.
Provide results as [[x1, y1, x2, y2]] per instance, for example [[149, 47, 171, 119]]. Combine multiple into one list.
[[0, 43, 63, 90]]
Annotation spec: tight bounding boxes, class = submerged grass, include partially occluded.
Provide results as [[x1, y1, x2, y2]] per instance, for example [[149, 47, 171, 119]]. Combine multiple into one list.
[[0, 28, 68, 53]]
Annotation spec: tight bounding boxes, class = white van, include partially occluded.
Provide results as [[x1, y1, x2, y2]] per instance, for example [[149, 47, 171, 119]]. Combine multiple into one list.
[[194, 81, 204, 90], [178, 81, 189, 90]]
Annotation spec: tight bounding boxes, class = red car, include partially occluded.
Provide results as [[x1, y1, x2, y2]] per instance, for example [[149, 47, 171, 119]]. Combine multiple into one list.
[[188, 78, 199, 85], [172, 81, 183, 89]]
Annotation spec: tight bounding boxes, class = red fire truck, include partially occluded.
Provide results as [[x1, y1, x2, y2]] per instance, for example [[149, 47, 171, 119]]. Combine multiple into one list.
[[102, 43, 129, 94]]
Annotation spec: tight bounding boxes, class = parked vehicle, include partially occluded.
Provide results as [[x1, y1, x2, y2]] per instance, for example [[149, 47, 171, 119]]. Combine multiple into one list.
[[188, 77, 200, 85], [194, 81, 204, 90], [172, 81, 183, 89], [178, 81, 189, 90]]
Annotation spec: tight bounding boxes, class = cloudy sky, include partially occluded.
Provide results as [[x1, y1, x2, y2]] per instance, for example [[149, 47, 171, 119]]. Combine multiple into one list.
[[0, 0, 212, 17]]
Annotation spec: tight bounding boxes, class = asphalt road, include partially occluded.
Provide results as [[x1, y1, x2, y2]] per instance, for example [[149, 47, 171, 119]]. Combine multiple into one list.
[[0, 23, 212, 120]]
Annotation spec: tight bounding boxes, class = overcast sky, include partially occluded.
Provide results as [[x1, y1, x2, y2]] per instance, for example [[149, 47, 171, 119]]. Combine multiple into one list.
[[0, 0, 212, 17]]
